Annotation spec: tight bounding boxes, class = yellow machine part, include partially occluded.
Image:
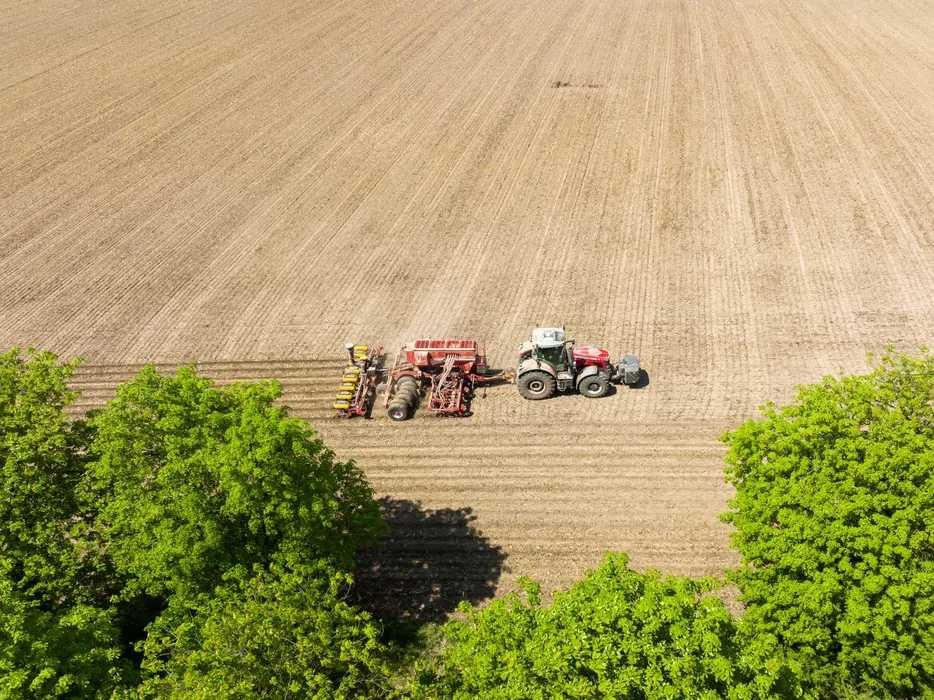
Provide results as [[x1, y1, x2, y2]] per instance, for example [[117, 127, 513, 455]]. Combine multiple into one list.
[[339, 383, 357, 392], [335, 391, 354, 400], [333, 400, 351, 410], [344, 365, 361, 374]]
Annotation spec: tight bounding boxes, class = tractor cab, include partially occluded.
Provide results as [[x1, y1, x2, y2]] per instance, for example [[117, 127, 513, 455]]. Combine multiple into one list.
[[529, 327, 571, 370]]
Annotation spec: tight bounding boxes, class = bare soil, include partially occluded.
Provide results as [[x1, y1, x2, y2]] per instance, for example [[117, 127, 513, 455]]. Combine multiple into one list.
[[4, 0, 933, 605]]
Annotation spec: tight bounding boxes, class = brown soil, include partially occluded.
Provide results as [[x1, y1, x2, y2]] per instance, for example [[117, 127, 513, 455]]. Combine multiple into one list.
[[4, 0, 933, 607]]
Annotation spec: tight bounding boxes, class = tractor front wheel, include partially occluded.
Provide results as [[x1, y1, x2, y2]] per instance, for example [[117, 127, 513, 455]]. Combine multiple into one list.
[[578, 374, 609, 398], [517, 371, 556, 400]]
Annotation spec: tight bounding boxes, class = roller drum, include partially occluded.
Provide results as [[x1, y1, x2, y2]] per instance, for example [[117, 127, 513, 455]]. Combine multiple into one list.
[[395, 388, 419, 405], [395, 376, 419, 391]]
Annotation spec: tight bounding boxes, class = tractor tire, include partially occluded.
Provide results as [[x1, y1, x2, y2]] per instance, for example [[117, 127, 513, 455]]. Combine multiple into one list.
[[578, 373, 609, 398], [387, 401, 411, 421], [517, 370, 556, 400]]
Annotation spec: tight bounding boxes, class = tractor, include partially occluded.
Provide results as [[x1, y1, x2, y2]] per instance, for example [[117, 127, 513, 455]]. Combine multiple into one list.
[[516, 327, 641, 400]]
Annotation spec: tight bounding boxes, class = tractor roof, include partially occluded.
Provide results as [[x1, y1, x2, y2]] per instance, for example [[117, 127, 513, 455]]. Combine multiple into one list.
[[532, 327, 566, 348]]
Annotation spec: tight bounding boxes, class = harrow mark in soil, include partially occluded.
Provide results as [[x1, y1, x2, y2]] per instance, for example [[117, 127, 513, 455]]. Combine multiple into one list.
[[65, 359, 343, 424]]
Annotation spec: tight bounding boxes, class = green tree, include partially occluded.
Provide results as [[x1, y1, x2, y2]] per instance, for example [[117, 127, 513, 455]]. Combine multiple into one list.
[[0, 349, 85, 600], [0, 349, 129, 697], [81, 366, 385, 601], [0, 558, 125, 698], [723, 350, 934, 697], [139, 561, 391, 698], [0, 354, 392, 697], [412, 553, 757, 699]]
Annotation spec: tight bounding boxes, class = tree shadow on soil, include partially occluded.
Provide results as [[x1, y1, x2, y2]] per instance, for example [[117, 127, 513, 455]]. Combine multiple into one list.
[[353, 498, 506, 624]]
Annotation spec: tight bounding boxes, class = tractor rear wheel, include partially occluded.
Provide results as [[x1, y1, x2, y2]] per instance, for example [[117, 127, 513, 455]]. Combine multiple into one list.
[[517, 371, 556, 400], [578, 373, 609, 398]]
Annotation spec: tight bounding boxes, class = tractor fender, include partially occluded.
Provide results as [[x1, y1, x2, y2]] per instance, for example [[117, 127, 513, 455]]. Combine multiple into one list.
[[517, 357, 555, 378], [574, 364, 601, 391]]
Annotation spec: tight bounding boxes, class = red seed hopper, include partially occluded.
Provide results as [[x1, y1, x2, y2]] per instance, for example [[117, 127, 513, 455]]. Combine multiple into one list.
[[384, 338, 505, 421]]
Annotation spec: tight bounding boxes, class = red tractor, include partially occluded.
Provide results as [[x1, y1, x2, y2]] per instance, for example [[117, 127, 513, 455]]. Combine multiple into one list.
[[516, 327, 641, 400]]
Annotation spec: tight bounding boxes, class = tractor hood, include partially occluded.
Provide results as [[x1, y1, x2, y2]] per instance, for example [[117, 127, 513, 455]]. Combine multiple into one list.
[[572, 345, 610, 367]]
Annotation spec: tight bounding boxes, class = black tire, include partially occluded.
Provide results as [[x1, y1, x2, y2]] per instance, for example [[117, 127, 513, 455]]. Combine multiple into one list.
[[578, 373, 609, 398], [517, 370, 556, 400], [387, 401, 410, 421]]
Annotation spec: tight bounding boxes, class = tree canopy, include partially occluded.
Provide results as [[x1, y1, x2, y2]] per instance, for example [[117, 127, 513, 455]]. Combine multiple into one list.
[[0, 351, 390, 698], [1, 347, 932, 698], [0, 563, 125, 698], [0, 349, 86, 601], [723, 350, 934, 697], [0, 350, 128, 697], [81, 365, 385, 600], [138, 561, 391, 699], [412, 553, 755, 699]]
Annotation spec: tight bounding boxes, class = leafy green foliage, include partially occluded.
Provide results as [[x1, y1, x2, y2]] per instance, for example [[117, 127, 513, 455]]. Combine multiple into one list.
[[4, 346, 929, 698], [0, 350, 129, 697], [0, 349, 85, 601], [412, 553, 754, 699], [0, 558, 126, 699], [138, 561, 391, 699], [0, 353, 391, 697], [723, 350, 934, 697], [81, 366, 385, 600]]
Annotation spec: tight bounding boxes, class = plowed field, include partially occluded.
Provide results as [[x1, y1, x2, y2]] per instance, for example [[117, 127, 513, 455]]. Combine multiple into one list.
[[4, 0, 933, 606]]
